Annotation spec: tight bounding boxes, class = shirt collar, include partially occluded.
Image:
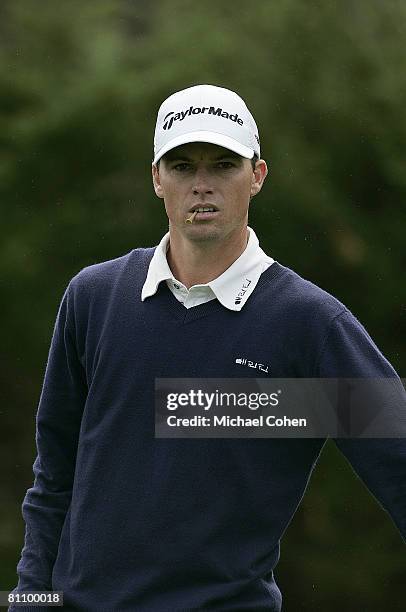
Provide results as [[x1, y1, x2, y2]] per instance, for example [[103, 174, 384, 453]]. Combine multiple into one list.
[[141, 227, 273, 311]]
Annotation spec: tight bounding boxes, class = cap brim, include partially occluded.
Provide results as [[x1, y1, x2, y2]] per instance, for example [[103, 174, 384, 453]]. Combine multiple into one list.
[[153, 130, 255, 164]]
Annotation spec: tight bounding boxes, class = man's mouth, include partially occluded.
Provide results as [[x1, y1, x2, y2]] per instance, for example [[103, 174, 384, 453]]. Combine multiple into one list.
[[189, 205, 218, 213], [186, 206, 219, 223]]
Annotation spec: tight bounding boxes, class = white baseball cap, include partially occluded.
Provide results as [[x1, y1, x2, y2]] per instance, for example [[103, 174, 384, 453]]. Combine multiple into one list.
[[153, 84, 260, 164]]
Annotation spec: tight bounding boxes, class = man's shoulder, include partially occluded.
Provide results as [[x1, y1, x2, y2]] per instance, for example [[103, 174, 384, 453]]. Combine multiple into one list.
[[260, 262, 348, 322], [68, 247, 156, 294]]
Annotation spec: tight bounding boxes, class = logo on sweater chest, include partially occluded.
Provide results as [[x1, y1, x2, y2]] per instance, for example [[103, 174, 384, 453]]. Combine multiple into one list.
[[235, 357, 269, 374]]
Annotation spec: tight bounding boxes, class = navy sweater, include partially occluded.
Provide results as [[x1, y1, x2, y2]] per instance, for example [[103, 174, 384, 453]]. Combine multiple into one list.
[[11, 248, 406, 611]]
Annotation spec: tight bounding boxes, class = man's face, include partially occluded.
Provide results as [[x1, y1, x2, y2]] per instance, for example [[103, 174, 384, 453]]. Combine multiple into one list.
[[152, 142, 267, 244]]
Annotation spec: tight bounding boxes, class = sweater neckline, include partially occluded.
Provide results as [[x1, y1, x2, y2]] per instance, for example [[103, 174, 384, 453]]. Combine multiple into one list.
[[151, 261, 286, 324]]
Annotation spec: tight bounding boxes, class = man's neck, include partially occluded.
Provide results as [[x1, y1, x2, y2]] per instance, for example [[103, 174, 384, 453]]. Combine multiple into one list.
[[167, 228, 249, 289]]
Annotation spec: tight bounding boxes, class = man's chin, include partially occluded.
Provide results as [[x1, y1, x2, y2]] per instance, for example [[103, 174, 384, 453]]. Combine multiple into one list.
[[185, 226, 223, 243]]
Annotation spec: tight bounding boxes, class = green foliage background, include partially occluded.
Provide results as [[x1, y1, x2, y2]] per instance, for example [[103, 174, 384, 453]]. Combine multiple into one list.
[[1, 1, 405, 610]]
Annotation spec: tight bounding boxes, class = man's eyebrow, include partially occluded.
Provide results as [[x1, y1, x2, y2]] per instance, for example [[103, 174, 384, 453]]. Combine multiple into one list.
[[164, 155, 193, 162], [214, 152, 242, 161]]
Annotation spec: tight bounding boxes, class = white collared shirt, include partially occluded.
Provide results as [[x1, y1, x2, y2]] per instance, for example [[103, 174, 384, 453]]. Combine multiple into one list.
[[141, 227, 274, 311]]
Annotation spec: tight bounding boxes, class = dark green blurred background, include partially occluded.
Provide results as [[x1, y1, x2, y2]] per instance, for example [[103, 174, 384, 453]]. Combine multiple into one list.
[[1, 1, 405, 610]]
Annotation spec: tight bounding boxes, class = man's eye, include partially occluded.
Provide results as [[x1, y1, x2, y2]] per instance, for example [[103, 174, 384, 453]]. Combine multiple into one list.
[[216, 161, 234, 169], [173, 163, 191, 171]]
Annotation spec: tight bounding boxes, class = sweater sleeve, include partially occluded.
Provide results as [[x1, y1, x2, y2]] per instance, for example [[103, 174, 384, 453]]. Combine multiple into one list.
[[317, 309, 406, 542], [10, 281, 88, 603]]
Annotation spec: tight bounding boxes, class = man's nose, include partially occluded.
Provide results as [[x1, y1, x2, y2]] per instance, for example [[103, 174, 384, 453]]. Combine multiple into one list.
[[192, 167, 214, 195]]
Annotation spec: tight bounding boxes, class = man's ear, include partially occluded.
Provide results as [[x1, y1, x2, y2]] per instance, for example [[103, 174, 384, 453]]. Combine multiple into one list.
[[152, 163, 164, 199], [250, 159, 268, 198]]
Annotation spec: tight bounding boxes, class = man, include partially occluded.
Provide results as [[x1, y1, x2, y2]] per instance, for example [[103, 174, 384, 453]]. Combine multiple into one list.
[[10, 85, 405, 611]]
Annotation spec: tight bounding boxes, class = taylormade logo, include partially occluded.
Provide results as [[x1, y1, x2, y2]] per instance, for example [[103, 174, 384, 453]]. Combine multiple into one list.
[[163, 106, 244, 131]]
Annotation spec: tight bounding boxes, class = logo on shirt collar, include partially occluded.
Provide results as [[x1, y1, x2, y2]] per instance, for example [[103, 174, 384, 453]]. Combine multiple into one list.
[[235, 278, 252, 305]]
